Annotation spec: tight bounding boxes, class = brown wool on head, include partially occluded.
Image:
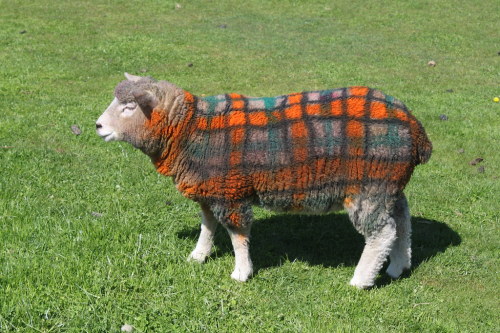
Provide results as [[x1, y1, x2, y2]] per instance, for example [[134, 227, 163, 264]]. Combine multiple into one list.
[[114, 77, 158, 103], [114, 80, 136, 102]]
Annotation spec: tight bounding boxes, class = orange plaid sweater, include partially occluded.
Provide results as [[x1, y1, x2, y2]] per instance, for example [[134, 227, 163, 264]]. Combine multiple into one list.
[[148, 86, 431, 224]]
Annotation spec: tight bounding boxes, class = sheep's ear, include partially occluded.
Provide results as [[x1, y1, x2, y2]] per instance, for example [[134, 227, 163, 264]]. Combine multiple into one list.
[[124, 72, 142, 82], [132, 89, 159, 114]]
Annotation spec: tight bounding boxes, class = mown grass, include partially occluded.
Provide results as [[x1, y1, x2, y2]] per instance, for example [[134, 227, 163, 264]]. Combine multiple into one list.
[[1, 0, 499, 332]]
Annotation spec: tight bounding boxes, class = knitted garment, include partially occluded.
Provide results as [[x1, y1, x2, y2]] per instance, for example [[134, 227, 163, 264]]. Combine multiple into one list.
[[150, 86, 431, 227]]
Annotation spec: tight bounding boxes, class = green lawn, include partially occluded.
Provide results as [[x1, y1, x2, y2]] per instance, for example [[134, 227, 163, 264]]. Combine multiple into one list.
[[1, 0, 499, 331]]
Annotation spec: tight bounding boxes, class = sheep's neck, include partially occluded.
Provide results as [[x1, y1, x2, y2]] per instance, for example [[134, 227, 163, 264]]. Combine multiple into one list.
[[148, 91, 196, 177]]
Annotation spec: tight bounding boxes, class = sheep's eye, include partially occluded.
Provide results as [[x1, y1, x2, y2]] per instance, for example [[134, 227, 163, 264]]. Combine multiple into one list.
[[121, 103, 136, 113]]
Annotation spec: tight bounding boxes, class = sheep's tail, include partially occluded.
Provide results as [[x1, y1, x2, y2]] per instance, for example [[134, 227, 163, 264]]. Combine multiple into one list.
[[410, 118, 432, 164]]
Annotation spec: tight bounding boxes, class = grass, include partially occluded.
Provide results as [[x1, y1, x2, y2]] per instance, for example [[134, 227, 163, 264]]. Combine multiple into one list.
[[1, 0, 499, 331]]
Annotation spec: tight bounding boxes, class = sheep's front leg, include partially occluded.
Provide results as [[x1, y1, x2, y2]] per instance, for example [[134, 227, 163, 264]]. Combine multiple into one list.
[[226, 226, 253, 282], [208, 201, 254, 281], [188, 203, 218, 263]]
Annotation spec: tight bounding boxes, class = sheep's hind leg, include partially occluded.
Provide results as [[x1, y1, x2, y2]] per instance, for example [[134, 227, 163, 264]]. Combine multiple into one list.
[[188, 203, 218, 263], [350, 223, 396, 288], [345, 196, 397, 289], [386, 194, 412, 279]]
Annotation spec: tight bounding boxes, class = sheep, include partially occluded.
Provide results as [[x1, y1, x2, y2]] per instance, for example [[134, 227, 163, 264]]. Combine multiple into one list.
[[96, 73, 432, 288]]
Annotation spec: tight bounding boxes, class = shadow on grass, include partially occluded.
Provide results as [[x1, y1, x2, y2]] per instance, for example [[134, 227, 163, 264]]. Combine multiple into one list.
[[177, 213, 461, 285]]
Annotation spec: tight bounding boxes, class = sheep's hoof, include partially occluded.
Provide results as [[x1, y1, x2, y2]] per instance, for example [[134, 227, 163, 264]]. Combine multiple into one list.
[[386, 262, 410, 279], [349, 276, 373, 290], [187, 251, 209, 263], [231, 268, 253, 282], [386, 264, 403, 279]]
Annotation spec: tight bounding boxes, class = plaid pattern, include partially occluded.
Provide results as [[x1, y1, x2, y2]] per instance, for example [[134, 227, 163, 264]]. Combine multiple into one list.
[[157, 86, 431, 215]]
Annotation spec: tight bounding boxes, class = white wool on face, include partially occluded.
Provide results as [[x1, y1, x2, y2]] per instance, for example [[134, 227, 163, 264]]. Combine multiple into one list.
[[96, 98, 123, 141]]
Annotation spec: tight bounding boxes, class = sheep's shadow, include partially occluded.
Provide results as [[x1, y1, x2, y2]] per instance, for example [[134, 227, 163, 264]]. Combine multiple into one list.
[[177, 213, 460, 286]]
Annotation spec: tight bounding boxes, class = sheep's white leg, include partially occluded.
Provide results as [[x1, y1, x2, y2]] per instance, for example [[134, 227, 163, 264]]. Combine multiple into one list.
[[386, 194, 411, 278], [226, 227, 253, 282], [350, 222, 397, 289], [188, 203, 218, 263]]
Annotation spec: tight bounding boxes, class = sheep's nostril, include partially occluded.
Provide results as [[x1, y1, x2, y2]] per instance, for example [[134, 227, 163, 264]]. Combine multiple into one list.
[[96, 123, 102, 129]]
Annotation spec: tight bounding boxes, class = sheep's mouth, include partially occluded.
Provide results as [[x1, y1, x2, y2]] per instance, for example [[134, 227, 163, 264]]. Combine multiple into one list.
[[97, 130, 115, 142], [101, 133, 112, 141]]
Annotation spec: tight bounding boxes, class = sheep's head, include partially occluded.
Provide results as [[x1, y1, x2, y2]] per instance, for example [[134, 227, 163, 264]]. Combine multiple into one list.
[[96, 73, 160, 144]]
